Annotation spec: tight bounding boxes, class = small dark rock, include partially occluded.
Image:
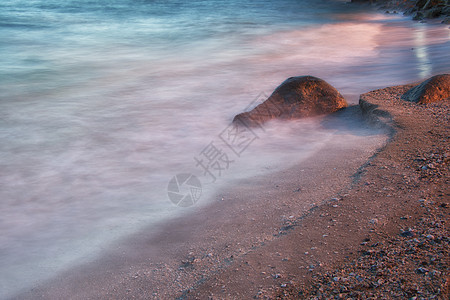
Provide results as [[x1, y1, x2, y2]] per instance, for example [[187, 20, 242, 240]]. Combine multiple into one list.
[[413, 11, 424, 20], [400, 229, 415, 237], [416, 267, 429, 274]]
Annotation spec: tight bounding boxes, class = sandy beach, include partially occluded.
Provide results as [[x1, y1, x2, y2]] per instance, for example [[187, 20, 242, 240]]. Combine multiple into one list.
[[15, 81, 448, 299], [15, 106, 387, 299]]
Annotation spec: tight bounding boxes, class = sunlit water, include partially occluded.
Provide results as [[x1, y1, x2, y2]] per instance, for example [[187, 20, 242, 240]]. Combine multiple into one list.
[[0, 0, 449, 297]]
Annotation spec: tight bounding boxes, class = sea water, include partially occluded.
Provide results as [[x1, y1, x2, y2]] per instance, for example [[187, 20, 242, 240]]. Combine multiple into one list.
[[0, 0, 449, 298]]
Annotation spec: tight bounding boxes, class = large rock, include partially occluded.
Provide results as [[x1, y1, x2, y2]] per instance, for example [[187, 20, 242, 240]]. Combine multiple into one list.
[[402, 74, 450, 104], [233, 76, 348, 127]]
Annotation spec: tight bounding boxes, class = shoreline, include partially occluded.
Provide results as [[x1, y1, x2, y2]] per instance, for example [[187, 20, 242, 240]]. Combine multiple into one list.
[[2, 2, 449, 299], [274, 84, 449, 298], [16, 82, 448, 299], [16, 107, 389, 299], [181, 84, 449, 299]]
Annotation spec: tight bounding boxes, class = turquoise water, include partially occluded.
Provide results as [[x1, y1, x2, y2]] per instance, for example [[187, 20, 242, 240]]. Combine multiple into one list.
[[0, 0, 449, 297]]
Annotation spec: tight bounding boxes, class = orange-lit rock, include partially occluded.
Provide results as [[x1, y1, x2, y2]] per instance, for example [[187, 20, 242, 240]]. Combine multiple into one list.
[[402, 74, 450, 104], [233, 76, 348, 127]]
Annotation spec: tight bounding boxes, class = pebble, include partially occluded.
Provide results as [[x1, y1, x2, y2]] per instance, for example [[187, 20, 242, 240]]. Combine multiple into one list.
[[416, 267, 429, 274], [400, 229, 414, 237], [369, 218, 378, 224]]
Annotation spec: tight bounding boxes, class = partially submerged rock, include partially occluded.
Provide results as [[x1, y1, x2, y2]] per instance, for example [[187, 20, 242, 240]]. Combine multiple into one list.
[[402, 74, 450, 104], [233, 76, 348, 127]]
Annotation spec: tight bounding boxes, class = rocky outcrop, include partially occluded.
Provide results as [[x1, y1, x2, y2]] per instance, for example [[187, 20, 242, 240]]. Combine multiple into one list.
[[402, 74, 450, 104], [407, 0, 450, 21], [351, 0, 450, 23], [233, 76, 348, 127]]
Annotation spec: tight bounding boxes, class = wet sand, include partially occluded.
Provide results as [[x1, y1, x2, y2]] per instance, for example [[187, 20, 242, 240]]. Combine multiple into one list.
[[15, 107, 389, 299], [15, 82, 449, 299]]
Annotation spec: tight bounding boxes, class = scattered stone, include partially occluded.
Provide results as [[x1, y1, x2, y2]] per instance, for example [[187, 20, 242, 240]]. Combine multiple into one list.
[[369, 218, 379, 224], [400, 229, 415, 237], [416, 267, 429, 274]]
